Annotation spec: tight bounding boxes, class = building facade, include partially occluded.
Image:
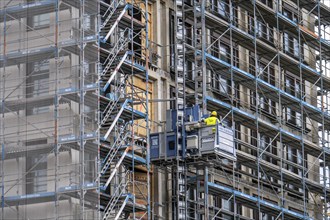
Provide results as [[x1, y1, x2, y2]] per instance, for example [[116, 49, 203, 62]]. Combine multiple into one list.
[[0, 0, 330, 219]]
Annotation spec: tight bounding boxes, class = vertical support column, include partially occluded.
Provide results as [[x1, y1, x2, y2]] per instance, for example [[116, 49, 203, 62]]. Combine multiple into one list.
[[97, 1, 101, 219], [195, 165, 207, 220], [201, 0, 207, 115], [54, 1, 60, 219], [204, 166, 208, 219], [174, 0, 187, 217], [1, 143, 4, 219], [175, 0, 185, 111], [252, 0, 261, 217], [229, 0, 237, 217], [79, 0, 86, 218], [172, 162, 186, 219], [129, 1, 136, 218], [275, 0, 285, 219], [1, 5, 5, 219], [54, 96, 59, 219], [144, 0, 151, 218], [193, 0, 207, 114], [296, 0, 307, 217], [316, 0, 327, 217], [196, 167, 201, 220]]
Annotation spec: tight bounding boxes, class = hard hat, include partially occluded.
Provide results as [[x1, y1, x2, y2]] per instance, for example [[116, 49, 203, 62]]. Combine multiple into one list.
[[211, 111, 217, 117]]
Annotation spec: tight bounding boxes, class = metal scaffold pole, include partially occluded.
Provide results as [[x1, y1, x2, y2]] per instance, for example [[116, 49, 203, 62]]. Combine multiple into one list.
[[54, 0, 59, 218], [1, 2, 5, 219]]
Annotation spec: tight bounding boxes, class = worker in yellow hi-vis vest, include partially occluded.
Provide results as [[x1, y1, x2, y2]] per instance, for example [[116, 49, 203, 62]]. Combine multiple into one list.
[[202, 111, 224, 133], [203, 111, 220, 126]]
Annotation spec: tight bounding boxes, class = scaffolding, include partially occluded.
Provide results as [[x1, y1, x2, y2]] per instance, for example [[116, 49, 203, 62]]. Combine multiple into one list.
[[98, 0, 150, 219], [151, 0, 330, 219], [1, 0, 330, 219], [0, 0, 99, 219], [0, 0, 150, 219]]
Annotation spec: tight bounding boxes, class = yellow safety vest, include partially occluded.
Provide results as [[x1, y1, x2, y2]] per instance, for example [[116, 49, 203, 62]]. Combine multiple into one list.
[[204, 116, 220, 126]]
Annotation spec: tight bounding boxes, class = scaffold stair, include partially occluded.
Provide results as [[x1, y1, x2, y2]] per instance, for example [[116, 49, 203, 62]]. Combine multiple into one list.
[[101, 51, 131, 92], [102, 171, 132, 220], [100, 0, 125, 29], [102, 147, 132, 190], [102, 98, 133, 140], [101, 93, 126, 127], [100, 1, 132, 42], [101, 28, 131, 76], [101, 131, 131, 177]]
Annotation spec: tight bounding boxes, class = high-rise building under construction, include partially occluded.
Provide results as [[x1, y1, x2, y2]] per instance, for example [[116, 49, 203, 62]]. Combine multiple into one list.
[[1, 0, 330, 219]]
